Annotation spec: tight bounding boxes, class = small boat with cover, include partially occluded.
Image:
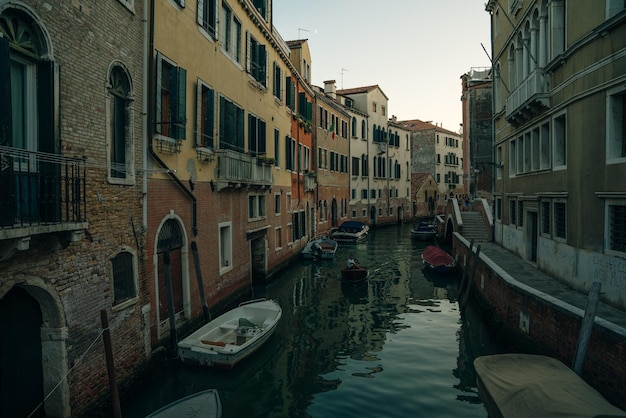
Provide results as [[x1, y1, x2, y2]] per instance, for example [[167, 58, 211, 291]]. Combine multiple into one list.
[[421, 245, 456, 274], [410, 222, 437, 241], [331, 221, 369, 243]]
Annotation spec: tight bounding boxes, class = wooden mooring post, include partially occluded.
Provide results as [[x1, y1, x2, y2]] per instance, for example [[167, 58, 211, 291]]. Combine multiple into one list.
[[100, 310, 122, 418], [572, 281, 601, 376]]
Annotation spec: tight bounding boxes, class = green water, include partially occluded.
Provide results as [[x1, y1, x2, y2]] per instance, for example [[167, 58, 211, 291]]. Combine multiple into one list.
[[123, 225, 509, 418]]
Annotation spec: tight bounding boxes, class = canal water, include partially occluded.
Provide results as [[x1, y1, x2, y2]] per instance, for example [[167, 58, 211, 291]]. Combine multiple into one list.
[[123, 225, 512, 418]]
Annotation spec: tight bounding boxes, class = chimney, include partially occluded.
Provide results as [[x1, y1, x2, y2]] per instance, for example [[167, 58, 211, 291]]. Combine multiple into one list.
[[324, 80, 336, 99]]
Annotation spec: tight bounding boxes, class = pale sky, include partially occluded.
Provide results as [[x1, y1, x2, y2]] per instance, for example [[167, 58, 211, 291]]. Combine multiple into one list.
[[272, 0, 492, 133]]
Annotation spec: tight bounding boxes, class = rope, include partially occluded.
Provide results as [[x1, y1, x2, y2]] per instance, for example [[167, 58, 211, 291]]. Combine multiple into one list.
[[27, 328, 107, 418]]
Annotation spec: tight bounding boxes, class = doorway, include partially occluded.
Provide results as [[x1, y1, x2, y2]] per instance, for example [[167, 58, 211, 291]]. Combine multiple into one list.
[[526, 211, 538, 263]]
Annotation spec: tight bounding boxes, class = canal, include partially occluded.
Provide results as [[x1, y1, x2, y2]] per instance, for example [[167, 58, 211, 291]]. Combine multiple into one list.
[[122, 224, 512, 418]]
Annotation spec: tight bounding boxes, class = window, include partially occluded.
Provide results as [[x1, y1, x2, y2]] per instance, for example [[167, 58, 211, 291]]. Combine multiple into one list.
[[112, 250, 137, 305], [510, 198, 517, 226], [509, 139, 517, 175], [554, 201, 566, 239], [540, 201, 551, 234], [247, 113, 266, 154], [607, 0, 626, 18], [553, 113, 566, 167], [156, 52, 187, 139], [219, 222, 232, 273], [274, 227, 282, 250], [298, 92, 312, 121], [361, 189, 367, 199], [108, 65, 134, 183], [196, 81, 214, 149], [1, 10, 61, 226], [285, 136, 295, 170], [219, 95, 244, 152], [274, 129, 280, 167], [361, 120, 367, 139], [197, 0, 217, 39], [351, 117, 357, 137], [351, 189, 356, 199], [221, 3, 241, 63], [274, 193, 281, 215], [608, 202, 626, 253], [496, 197, 502, 221], [248, 194, 266, 220], [607, 86, 626, 162], [246, 33, 267, 87], [540, 122, 550, 169], [273, 62, 282, 100], [285, 76, 295, 111], [518, 201, 524, 227], [252, 0, 268, 21], [351, 157, 360, 176], [550, 0, 565, 58]]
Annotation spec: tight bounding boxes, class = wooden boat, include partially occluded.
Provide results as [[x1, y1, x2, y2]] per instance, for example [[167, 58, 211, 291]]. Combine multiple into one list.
[[178, 299, 282, 369], [421, 245, 456, 274], [474, 354, 626, 418], [331, 221, 369, 243], [300, 238, 338, 260], [341, 266, 369, 281], [410, 222, 437, 241], [146, 389, 222, 417]]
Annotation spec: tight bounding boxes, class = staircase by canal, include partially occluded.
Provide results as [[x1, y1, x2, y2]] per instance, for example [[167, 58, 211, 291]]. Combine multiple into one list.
[[460, 211, 490, 242]]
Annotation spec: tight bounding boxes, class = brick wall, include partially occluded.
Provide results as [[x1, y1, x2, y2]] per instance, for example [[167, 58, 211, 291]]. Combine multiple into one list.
[[454, 235, 626, 410]]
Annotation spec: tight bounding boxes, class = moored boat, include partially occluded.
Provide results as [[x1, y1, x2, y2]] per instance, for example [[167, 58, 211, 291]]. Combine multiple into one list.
[[146, 389, 222, 418], [421, 245, 456, 274], [300, 238, 338, 260], [410, 222, 437, 241], [340, 266, 369, 281], [331, 221, 369, 243], [178, 299, 282, 369], [474, 354, 626, 418]]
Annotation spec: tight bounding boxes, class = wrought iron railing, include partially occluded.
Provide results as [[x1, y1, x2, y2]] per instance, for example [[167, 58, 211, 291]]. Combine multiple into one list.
[[0, 145, 86, 231]]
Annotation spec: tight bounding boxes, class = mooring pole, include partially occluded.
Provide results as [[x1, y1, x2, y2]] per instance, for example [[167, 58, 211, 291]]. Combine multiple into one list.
[[163, 250, 178, 357], [457, 239, 475, 301], [460, 245, 481, 312], [100, 310, 122, 418], [191, 241, 211, 323], [572, 281, 601, 375]]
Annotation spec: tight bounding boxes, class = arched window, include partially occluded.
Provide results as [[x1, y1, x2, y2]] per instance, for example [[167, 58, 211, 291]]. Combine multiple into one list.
[[108, 65, 134, 182], [111, 250, 137, 305], [0, 8, 60, 225], [361, 120, 367, 139], [351, 117, 357, 137]]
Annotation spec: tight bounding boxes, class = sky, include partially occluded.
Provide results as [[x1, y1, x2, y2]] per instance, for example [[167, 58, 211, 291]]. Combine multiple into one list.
[[272, 0, 492, 133]]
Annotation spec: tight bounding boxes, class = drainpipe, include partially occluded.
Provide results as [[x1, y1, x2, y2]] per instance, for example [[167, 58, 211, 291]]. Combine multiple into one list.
[[489, 7, 497, 244], [142, 0, 149, 232], [147, 0, 197, 237]]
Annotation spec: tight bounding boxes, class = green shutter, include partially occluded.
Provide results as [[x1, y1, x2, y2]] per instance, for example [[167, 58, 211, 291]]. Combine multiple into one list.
[[0, 37, 15, 226], [155, 52, 163, 134], [259, 120, 266, 154], [248, 113, 255, 153], [175, 67, 187, 139]]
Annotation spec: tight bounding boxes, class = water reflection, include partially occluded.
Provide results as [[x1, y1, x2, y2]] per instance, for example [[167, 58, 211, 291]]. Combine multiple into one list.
[[123, 225, 507, 418]]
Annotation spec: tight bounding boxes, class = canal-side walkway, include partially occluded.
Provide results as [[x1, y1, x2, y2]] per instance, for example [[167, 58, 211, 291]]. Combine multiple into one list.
[[477, 241, 626, 333]]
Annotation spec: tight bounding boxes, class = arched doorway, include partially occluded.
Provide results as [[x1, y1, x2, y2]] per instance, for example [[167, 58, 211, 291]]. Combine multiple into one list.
[[370, 205, 377, 224], [156, 217, 188, 336], [0, 287, 45, 417], [397, 206, 403, 224]]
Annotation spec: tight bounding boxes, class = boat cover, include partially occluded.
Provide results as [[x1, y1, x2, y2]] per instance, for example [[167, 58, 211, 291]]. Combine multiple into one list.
[[474, 354, 626, 418], [422, 246, 454, 267]]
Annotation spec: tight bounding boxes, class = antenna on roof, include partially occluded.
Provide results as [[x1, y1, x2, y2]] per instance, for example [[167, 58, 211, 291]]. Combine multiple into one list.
[[340, 68, 349, 89], [298, 28, 309, 38]]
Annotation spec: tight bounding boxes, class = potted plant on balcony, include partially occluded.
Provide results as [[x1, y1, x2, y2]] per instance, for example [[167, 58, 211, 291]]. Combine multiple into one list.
[[257, 155, 276, 166]]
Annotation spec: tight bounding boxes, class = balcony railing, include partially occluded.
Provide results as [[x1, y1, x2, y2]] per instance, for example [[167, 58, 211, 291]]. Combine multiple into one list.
[[0, 145, 87, 236], [304, 174, 316, 192], [506, 68, 550, 125], [216, 149, 273, 190]]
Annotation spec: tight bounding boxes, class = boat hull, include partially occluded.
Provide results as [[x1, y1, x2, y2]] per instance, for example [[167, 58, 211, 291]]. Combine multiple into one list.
[[300, 238, 338, 259], [146, 389, 222, 418], [341, 267, 369, 281], [178, 299, 282, 369]]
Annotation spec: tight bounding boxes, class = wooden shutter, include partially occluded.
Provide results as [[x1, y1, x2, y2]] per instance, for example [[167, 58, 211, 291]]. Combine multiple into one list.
[[0, 37, 15, 226], [175, 66, 186, 139], [155, 52, 163, 134]]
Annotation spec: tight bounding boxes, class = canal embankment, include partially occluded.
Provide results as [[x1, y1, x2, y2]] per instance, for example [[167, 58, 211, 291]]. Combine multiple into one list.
[[453, 232, 626, 411]]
